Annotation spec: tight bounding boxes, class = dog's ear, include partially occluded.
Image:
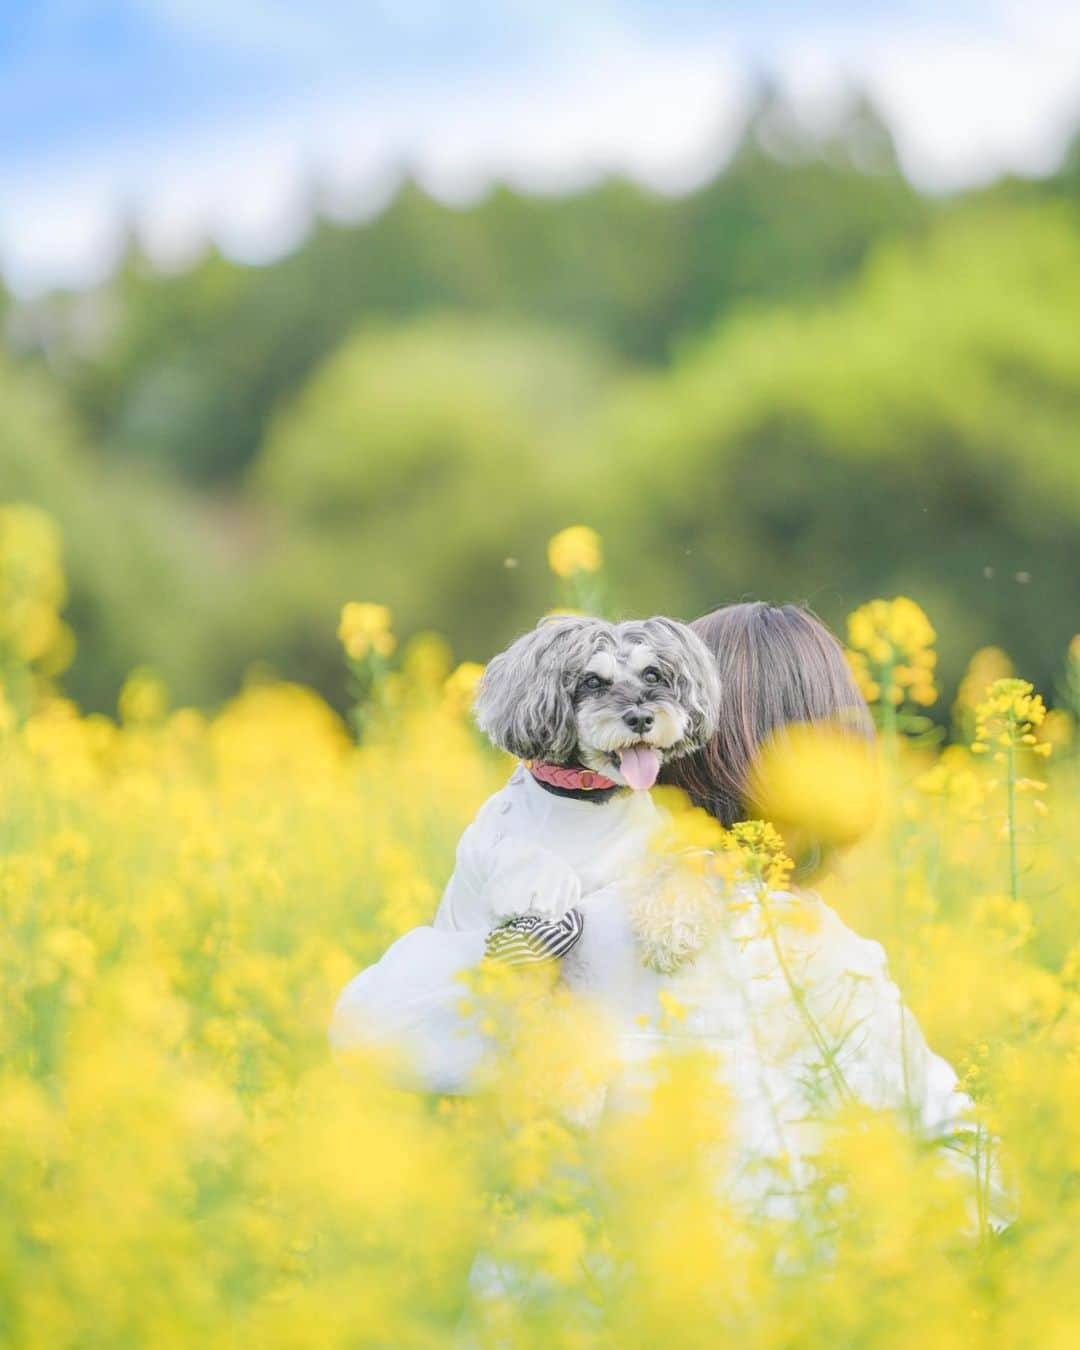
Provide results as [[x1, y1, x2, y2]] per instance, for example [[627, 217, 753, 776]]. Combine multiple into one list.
[[641, 617, 722, 751], [474, 617, 592, 762]]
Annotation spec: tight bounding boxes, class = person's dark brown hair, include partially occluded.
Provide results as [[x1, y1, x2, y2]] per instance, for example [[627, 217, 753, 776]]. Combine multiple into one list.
[[662, 602, 875, 829]]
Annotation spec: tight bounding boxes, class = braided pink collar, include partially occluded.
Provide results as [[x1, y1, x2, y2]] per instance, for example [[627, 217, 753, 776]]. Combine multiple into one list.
[[528, 761, 618, 791]]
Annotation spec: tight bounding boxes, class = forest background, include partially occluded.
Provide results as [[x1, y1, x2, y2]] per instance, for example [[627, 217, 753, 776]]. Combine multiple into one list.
[[5, 87, 1079, 715]]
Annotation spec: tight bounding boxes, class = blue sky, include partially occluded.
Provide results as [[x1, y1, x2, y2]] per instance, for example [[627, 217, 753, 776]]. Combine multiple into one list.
[[2, 1, 1078, 294]]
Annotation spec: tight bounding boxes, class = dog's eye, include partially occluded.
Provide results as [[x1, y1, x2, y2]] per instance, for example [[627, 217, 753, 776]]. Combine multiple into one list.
[[642, 667, 663, 685], [581, 674, 605, 692]]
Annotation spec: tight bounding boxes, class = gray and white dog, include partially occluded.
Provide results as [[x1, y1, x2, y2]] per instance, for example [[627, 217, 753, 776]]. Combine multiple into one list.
[[433, 615, 720, 943]]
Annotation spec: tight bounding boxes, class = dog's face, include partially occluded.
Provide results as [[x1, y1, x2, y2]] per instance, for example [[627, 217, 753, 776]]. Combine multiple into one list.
[[474, 616, 721, 791], [571, 630, 710, 787]]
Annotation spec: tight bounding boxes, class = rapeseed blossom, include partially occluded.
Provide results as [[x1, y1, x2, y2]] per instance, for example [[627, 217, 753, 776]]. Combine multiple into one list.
[[546, 525, 602, 578], [443, 660, 485, 715], [972, 677, 1051, 760], [1, 509, 1079, 1347], [338, 600, 396, 659], [953, 646, 1014, 739], [0, 505, 75, 722], [846, 595, 938, 709]]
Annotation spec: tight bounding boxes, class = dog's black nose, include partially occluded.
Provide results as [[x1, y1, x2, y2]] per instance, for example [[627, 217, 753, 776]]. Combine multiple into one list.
[[623, 708, 654, 733]]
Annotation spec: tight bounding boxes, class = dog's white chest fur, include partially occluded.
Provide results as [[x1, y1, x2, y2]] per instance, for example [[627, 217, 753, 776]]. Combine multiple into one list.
[[433, 767, 659, 932]]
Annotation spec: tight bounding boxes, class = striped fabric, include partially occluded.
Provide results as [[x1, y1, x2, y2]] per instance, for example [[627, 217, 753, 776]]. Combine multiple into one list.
[[484, 908, 585, 966]]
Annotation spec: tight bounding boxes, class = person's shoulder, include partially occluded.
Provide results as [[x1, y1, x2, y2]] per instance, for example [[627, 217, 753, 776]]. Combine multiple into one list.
[[743, 886, 890, 977], [784, 889, 890, 978]]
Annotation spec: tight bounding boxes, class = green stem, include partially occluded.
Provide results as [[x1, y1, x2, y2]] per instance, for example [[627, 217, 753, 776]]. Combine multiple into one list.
[[569, 571, 606, 619], [973, 1120, 995, 1253], [1005, 717, 1019, 905], [879, 659, 900, 755], [755, 881, 854, 1107], [879, 659, 917, 1127]]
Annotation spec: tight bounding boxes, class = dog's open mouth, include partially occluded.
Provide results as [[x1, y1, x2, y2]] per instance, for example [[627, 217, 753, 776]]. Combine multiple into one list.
[[609, 744, 663, 791]]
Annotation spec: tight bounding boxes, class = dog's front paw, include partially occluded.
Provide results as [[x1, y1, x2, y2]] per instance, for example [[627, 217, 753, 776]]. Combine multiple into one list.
[[627, 855, 717, 973], [485, 838, 583, 921], [493, 883, 571, 921]]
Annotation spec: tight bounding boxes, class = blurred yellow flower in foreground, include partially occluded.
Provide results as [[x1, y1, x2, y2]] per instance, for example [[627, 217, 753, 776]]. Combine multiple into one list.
[[338, 601, 396, 659], [3, 512, 1080, 1348], [751, 722, 882, 848], [547, 525, 602, 578]]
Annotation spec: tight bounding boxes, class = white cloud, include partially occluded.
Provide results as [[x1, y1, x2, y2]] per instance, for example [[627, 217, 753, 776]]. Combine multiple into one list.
[[2, 2, 1079, 295], [0, 35, 744, 294], [773, 1, 1080, 188]]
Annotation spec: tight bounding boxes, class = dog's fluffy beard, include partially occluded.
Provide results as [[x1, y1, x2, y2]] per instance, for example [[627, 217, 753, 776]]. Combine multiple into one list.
[[474, 615, 721, 793]]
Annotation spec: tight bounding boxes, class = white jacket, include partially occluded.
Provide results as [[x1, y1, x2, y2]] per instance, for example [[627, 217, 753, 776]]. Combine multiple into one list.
[[434, 765, 659, 930], [330, 767, 658, 1091], [330, 777, 986, 1208], [565, 884, 984, 1213]]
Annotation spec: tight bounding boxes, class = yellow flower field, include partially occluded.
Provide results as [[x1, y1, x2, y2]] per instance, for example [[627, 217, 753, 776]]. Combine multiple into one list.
[[2, 506, 1079, 1347]]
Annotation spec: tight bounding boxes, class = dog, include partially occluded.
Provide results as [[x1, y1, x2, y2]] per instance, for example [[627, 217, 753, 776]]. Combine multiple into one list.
[[432, 615, 721, 939]]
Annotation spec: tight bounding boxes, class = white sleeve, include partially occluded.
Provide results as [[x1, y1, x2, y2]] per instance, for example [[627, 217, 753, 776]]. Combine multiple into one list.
[[752, 897, 973, 1135], [436, 833, 582, 931], [860, 965, 1011, 1227], [328, 926, 488, 1095], [433, 820, 490, 931], [482, 838, 583, 920], [848, 946, 973, 1142], [786, 900, 1012, 1210]]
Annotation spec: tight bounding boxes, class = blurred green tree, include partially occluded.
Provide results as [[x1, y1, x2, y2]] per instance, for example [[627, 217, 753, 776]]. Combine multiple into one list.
[[0, 352, 245, 710], [246, 317, 612, 693], [4, 95, 1080, 713], [586, 207, 1080, 701], [25, 91, 929, 486]]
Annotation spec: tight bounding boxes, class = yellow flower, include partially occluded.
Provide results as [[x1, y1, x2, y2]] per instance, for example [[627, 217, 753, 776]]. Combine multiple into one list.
[[845, 596, 937, 710], [547, 525, 602, 578], [338, 601, 396, 660], [5, 496, 1080, 1345], [118, 668, 169, 725], [658, 990, 687, 1024], [401, 633, 451, 688], [751, 722, 881, 848], [915, 746, 988, 818], [955, 646, 1013, 723], [972, 895, 1034, 951], [972, 678, 1049, 756], [0, 504, 75, 682], [1042, 709, 1073, 751], [443, 661, 484, 715], [726, 819, 794, 890]]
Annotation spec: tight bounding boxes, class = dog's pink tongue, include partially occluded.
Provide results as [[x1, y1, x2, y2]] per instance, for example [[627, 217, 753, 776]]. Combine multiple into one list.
[[619, 745, 661, 791]]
